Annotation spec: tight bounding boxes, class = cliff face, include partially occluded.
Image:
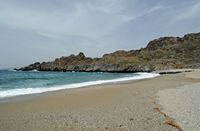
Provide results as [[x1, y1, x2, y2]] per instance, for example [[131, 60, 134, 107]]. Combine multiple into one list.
[[17, 32, 200, 72]]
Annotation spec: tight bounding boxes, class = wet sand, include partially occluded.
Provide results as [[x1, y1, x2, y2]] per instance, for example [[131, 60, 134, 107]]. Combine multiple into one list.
[[0, 70, 199, 131]]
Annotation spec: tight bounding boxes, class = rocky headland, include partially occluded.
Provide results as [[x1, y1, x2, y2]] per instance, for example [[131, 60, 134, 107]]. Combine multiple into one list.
[[16, 32, 200, 72]]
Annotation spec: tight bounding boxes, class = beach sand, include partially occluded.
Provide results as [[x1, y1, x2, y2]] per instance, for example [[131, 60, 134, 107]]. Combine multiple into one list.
[[158, 70, 200, 131], [0, 70, 200, 131]]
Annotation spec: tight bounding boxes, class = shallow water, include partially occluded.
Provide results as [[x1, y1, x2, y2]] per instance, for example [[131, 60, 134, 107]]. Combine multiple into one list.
[[0, 70, 159, 98]]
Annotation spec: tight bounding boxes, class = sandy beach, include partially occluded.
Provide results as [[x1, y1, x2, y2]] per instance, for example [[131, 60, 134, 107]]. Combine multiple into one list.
[[0, 70, 200, 131]]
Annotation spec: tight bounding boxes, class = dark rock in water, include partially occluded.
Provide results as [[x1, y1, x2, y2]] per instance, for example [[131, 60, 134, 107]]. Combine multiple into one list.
[[17, 32, 200, 72], [17, 62, 40, 71]]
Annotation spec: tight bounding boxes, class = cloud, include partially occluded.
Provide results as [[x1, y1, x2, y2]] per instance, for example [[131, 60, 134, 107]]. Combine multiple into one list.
[[0, 0, 133, 39], [171, 1, 200, 23], [0, 0, 164, 40], [0, 0, 199, 68], [130, 5, 164, 20]]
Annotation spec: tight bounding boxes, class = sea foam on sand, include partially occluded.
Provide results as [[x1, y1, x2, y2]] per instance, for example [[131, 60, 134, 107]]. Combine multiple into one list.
[[0, 72, 159, 98]]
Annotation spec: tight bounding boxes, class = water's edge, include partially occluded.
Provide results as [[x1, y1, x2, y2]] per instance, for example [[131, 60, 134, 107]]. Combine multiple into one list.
[[0, 72, 159, 99]]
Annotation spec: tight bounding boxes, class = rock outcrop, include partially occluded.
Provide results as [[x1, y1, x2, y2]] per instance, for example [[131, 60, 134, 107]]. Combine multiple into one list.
[[17, 32, 200, 72]]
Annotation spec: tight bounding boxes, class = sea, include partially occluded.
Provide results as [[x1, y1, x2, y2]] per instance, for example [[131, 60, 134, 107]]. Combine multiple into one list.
[[0, 69, 159, 98]]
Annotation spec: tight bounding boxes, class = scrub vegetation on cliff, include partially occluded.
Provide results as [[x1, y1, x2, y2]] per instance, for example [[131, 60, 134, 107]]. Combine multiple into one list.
[[17, 32, 200, 72]]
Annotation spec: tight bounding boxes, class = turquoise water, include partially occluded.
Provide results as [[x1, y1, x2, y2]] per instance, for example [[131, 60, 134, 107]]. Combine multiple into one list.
[[0, 70, 159, 98]]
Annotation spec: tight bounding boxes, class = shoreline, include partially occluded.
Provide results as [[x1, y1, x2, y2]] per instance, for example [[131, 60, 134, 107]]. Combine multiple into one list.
[[0, 70, 200, 130], [1, 68, 196, 101], [0, 72, 159, 101], [0, 79, 145, 103]]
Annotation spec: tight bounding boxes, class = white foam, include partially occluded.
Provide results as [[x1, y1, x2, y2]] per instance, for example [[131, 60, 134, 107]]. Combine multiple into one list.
[[29, 69, 39, 72], [0, 72, 159, 98], [8, 69, 16, 72]]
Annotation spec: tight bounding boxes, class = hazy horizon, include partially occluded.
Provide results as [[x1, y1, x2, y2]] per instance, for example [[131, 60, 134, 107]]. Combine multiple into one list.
[[1, 0, 200, 69]]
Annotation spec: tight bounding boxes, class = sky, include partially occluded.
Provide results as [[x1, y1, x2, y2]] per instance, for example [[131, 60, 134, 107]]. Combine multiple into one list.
[[0, 0, 200, 69]]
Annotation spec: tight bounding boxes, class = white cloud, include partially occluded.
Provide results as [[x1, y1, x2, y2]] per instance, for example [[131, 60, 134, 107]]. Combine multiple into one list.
[[1, 0, 199, 68], [171, 1, 200, 23], [0, 0, 133, 39], [0, 0, 164, 40], [130, 5, 164, 20]]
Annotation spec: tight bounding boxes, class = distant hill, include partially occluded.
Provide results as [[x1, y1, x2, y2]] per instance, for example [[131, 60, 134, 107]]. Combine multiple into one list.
[[17, 32, 200, 72]]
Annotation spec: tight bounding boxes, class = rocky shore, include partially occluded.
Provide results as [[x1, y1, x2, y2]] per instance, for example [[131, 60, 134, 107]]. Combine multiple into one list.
[[16, 32, 200, 72]]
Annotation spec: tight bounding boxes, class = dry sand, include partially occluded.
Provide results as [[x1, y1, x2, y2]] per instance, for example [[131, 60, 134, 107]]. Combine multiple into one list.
[[0, 70, 200, 131], [158, 71, 200, 131]]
